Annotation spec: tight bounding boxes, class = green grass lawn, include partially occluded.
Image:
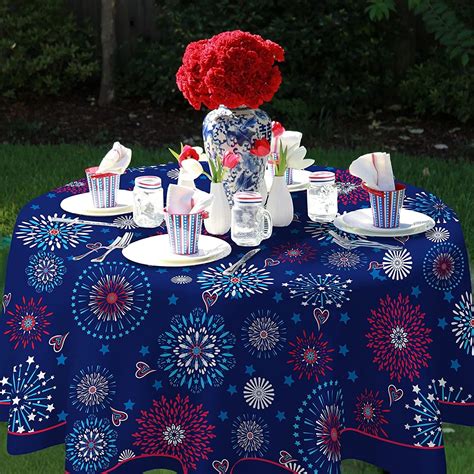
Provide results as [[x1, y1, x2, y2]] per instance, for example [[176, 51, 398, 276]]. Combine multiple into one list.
[[0, 144, 473, 473]]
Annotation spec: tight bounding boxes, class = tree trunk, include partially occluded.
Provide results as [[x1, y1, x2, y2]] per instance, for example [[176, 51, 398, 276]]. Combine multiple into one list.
[[98, 0, 116, 106]]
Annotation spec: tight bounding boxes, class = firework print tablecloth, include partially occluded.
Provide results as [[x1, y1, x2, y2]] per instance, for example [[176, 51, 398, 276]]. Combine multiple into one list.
[[0, 163, 473, 474]]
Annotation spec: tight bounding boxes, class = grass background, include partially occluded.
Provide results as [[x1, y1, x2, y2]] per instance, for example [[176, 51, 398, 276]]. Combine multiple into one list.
[[0, 144, 472, 473]]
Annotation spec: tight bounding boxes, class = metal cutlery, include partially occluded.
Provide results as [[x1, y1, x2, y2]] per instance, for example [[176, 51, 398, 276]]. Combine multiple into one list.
[[91, 233, 134, 263], [329, 230, 403, 251], [51, 217, 129, 229], [223, 248, 261, 276], [73, 236, 122, 261]]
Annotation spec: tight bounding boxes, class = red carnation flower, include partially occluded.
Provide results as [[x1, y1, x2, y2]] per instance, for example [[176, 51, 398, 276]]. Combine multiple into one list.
[[176, 30, 284, 110]]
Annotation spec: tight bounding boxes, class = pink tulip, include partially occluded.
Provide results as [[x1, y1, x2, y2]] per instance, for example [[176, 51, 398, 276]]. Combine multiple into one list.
[[222, 150, 241, 169]]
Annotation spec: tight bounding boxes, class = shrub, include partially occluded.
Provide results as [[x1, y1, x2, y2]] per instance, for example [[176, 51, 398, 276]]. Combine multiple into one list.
[[0, 0, 98, 97]]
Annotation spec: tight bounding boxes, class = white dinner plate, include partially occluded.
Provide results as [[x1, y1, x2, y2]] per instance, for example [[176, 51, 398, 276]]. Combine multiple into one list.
[[122, 234, 232, 267], [265, 169, 310, 193], [333, 208, 435, 237], [60, 190, 134, 217]]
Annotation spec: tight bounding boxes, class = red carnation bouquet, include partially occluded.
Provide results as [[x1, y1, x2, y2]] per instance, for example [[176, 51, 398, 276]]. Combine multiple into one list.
[[176, 30, 284, 110]]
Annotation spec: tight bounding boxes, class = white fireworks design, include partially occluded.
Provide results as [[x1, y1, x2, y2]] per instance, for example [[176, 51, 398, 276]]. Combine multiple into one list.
[[3, 356, 57, 433], [232, 414, 269, 457], [382, 248, 413, 280], [171, 275, 193, 285], [304, 221, 361, 242], [167, 168, 180, 180], [70, 365, 116, 413], [113, 215, 138, 229], [163, 423, 186, 446], [321, 249, 366, 271], [243, 377, 275, 410], [451, 292, 473, 356], [198, 263, 274, 299], [118, 449, 136, 462], [16, 213, 92, 251], [425, 227, 450, 243], [404, 379, 472, 447], [282, 273, 352, 308], [242, 310, 286, 359]]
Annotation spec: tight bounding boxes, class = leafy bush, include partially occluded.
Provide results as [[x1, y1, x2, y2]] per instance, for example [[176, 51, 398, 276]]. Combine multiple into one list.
[[399, 54, 473, 122], [0, 0, 98, 97], [119, 0, 394, 129]]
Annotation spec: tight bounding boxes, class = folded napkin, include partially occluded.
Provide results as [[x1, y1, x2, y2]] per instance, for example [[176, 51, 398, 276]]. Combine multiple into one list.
[[349, 152, 395, 191], [97, 142, 132, 175], [166, 184, 213, 214], [272, 130, 302, 153]]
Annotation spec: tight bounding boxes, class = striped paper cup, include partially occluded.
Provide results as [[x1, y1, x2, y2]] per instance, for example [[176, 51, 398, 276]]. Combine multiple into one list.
[[85, 167, 121, 208], [362, 182, 406, 228], [164, 209, 205, 255]]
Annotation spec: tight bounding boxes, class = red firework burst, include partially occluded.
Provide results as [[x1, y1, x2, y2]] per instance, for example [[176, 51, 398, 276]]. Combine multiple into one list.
[[366, 294, 432, 382], [316, 404, 343, 463], [5, 296, 52, 350], [272, 241, 316, 264], [288, 330, 334, 381], [433, 252, 454, 280], [132, 394, 216, 470], [354, 389, 390, 437], [335, 170, 368, 206], [90, 274, 133, 321]]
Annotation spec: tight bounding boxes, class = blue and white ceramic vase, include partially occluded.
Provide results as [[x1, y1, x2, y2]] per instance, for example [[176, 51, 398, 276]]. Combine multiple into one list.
[[202, 105, 272, 203]]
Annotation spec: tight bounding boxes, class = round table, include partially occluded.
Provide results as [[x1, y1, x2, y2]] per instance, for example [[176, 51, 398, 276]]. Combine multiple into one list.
[[0, 163, 472, 474]]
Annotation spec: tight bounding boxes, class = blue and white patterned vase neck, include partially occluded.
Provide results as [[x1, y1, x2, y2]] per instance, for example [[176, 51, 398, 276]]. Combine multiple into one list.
[[203, 105, 271, 203]]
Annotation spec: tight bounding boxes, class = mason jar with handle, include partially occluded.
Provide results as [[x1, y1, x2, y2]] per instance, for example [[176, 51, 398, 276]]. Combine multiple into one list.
[[231, 192, 272, 246]]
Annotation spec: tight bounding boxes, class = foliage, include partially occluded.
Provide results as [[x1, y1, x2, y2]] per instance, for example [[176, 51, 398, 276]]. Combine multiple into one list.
[[366, 0, 474, 65], [399, 54, 473, 122], [0, 0, 98, 97]]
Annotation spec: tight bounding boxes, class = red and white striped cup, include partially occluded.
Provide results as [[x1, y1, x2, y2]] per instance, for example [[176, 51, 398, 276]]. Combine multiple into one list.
[[362, 182, 406, 228], [164, 208, 206, 255], [85, 166, 120, 208]]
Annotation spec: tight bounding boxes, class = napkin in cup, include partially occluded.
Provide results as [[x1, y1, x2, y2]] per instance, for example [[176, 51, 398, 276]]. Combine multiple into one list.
[[349, 152, 395, 191], [97, 142, 132, 175], [166, 184, 213, 214]]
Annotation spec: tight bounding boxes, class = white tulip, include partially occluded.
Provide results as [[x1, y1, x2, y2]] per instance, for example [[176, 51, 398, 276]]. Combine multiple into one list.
[[181, 158, 204, 179], [286, 145, 314, 170]]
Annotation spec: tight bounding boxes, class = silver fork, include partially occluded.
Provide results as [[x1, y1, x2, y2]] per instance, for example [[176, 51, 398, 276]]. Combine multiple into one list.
[[73, 237, 121, 261], [222, 249, 261, 276], [91, 233, 133, 263], [329, 231, 402, 250]]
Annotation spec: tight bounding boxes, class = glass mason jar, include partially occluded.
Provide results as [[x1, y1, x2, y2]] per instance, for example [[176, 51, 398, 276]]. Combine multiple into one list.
[[133, 176, 164, 228], [231, 192, 273, 246], [307, 171, 338, 222]]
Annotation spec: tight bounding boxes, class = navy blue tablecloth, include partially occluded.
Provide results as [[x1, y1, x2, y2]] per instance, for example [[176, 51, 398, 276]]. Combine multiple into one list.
[[0, 163, 472, 474]]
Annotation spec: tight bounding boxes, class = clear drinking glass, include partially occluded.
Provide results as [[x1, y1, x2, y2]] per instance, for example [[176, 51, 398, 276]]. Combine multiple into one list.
[[231, 192, 273, 246], [307, 171, 338, 222], [133, 176, 164, 228]]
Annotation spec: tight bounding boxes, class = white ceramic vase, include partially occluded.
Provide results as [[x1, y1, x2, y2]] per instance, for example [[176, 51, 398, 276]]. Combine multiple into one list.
[[204, 182, 231, 235], [266, 175, 293, 227]]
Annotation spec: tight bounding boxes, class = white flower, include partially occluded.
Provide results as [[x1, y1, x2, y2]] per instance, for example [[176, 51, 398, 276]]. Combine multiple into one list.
[[382, 248, 413, 280], [286, 145, 314, 170], [192, 146, 208, 162], [243, 377, 275, 410], [425, 227, 450, 243], [181, 158, 203, 179]]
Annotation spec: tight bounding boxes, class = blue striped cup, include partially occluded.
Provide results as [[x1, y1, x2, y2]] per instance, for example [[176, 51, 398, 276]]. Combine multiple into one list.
[[362, 182, 406, 228], [164, 209, 205, 255], [85, 167, 120, 208]]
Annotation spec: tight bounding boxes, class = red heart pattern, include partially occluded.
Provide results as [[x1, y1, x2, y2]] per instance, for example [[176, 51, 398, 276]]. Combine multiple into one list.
[[111, 407, 128, 427], [279, 450, 295, 464], [368, 261, 383, 270], [135, 361, 156, 379], [202, 291, 218, 313], [48, 333, 69, 353], [2, 293, 11, 313], [313, 308, 330, 330], [86, 242, 103, 250], [212, 459, 229, 473], [264, 258, 280, 267], [388, 384, 404, 406]]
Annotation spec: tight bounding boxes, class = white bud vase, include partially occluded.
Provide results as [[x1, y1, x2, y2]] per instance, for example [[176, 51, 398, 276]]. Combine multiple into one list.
[[204, 182, 231, 235], [266, 175, 293, 227], [177, 169, 195, 189]]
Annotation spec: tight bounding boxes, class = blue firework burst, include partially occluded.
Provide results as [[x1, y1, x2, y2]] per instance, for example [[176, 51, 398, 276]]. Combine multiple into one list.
[[66, 415, 118, 472], [70, 366, 116, 413], [16, 213, 92, 251], [422, 243, 464, 291], [293, 380, 345, 474], [241, 310, 287, 359], [321, 249, 367, 271], [26, 251, 67, 293], [405, 192, 458, 223], [451, 292, 473, 356], [3, 356, 57, 433], [282, 273, 352, 308], [71, 262, 152, 340], [197, 263, 273, 299], [158, 308, 236, 393]]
